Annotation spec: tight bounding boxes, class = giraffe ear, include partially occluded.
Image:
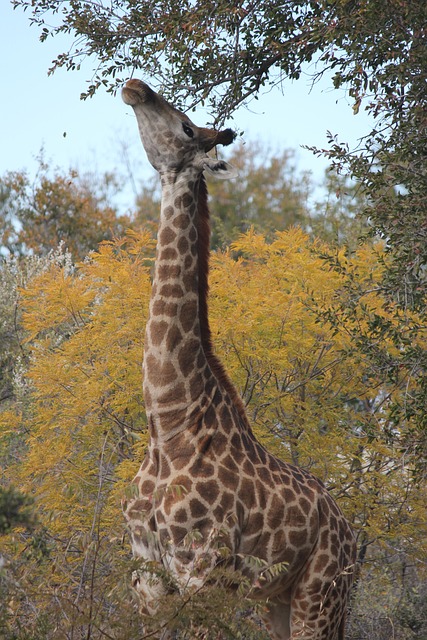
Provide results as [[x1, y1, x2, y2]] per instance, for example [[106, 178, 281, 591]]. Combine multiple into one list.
[[203, 158, 238, 180]]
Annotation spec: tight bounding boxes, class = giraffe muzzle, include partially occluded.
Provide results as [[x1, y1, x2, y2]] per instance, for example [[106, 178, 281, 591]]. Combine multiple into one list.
[[122, 79, 154, 106]]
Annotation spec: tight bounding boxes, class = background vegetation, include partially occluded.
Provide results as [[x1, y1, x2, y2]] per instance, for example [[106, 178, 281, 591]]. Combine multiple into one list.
[[2, 0, 426, 638]]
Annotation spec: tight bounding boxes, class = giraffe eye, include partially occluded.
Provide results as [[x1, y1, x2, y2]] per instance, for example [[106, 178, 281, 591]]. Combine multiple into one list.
[[182, 122, 194, 138]]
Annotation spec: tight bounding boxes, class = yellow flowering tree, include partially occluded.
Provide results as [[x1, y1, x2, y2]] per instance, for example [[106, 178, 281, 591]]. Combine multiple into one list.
[[0, 229, 425, 639]]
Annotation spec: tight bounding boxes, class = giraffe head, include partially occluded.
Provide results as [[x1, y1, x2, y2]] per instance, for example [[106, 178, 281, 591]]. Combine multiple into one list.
[[122, 79, 236, 177]]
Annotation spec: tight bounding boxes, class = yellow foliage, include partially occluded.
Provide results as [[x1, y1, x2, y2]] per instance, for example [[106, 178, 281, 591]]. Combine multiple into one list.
[[0, 228, 425, 638]]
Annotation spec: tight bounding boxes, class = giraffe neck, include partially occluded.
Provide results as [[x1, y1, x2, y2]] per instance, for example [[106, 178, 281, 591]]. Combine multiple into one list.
[[143, 169, 249, 441], [143, 169, 208, 438]]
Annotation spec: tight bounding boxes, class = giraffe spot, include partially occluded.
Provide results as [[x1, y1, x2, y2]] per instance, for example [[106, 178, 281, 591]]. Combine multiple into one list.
[[212, 388, 223, 407], [197, 434, 213, 455], [204, 373, 216, 396], [160, 283, 184, 298], [222, 455, 239, 474], [267, 494, 285, 530], [294, 597, 309, 613], [292, 470, 305, 483], [179, 300, 197, 332], [163, 205, 174, 219], [183, 272, 196, 291], [156, 510, 166, 524], [178, 341, 200, 378], [314, 553, 330, 574], [174, 507, 188, 523], [309, 578, 323, 596], [149, 320, 168, 346], [189, 227, 197, 242], [255, 480, 268, 509], [197, 350, 206, 369], [324, 561, 339, 578], [160, 247, 178, 261], [288, 528, 308, 548], [218, 465, 239, 491], [157, 382, 186, 405], [203, 404, 217, 429], [331, 532, 339, 546], [159, 455, 171, 479], [140, 480, 155, 496], [220, 491, 234, 513], [257, 446, 267, 464], [286, 504, 305, 527], [158, 264, 181, 281], [219, 405, 232, 426], [182, 192, 193, 208], [171, 455, 192, 471], [174, 475, 193, 494], [239, 477, 256, 508], [299, 496, 312, 516], [230, 433, 242, 450], [231, 447, 244, 464], [152, 299, 178, 317], [256, 531, 272, 553], [160, 227, 177, 245], [190, 498, 208, 519], [184, 254, 194, 269], [189, 374, 205, 402], [309, 511, 318, 530], [170, 525, 187, 544], [212, 431, 227, 452], [196, 479, 220, 504], [172, 213, 191, 229], [174, 195, 182, 208], [146, 357, 177, 386], [320, 529, 330, 549], [291, 477, 303, 494], [257, 466, 274, 488], [189, 459, 215, 478], [243, 458, 255, 475], [273, 529, 286, 552], [177, 236, 189, 254], [301, 484, 315, 501], [166, 325, 183, 351], [175, 548, 194, 565], [245, 511, 264, 536], [127, 499, 151, 519]]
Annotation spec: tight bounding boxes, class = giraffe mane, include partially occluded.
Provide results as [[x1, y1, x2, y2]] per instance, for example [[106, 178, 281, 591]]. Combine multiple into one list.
[[197, 175, 249, 425]]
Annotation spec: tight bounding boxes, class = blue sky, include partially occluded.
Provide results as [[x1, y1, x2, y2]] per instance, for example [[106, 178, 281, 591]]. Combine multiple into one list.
[[1, 1, 373, 204]]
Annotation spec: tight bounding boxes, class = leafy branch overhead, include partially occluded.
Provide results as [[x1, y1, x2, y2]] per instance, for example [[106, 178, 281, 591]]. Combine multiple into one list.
[[13, 0, 424, 120], [13, 0, 427, 302]]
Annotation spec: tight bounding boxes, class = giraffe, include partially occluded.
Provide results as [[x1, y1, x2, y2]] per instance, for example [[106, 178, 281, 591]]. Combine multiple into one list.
[[121, 79, 357, 640]]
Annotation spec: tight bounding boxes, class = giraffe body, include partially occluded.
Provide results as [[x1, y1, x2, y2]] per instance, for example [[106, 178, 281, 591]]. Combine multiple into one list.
[[122, 80, 356, 639]]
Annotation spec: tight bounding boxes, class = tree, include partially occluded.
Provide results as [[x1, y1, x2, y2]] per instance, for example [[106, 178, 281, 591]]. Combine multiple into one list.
[[14, 0, 425, 280], [0, 160, 132, 260], [1, 230, 425, 638]]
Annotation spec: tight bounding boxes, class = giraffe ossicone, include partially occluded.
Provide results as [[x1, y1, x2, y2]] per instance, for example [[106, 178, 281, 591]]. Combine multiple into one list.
[[122, 78, 356, 640]]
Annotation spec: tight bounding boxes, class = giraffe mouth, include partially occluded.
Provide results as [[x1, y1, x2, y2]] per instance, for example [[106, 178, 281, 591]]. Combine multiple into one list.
[[122, 79, 154, 106]]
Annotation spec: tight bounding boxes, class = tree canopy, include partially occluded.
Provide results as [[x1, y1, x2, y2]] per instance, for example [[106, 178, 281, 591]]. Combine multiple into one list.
[[0, 160, 132, 260], [13, 0, 427, 296]]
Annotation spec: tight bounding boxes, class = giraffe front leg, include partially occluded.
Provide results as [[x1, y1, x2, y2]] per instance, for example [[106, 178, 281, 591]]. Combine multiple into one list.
[[132, 563, 179, 639]]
